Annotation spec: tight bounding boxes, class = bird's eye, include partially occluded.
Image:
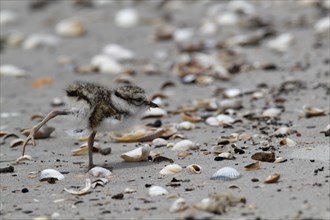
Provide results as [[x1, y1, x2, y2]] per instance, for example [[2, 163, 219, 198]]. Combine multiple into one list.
[[135, 98, 143, 102]]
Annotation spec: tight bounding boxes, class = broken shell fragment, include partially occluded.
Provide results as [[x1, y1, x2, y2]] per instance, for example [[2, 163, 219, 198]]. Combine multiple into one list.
[[210, 167, 241, 181], [267, 33, 294, 53], [169, 197, 188, 213], [15, 155, 32, 164], [216, 152, 235, 160], [91, 54, 123, 74], [314, 17, 330, 34], [171, 140, 197, 151], [224, 88, 241, 98], [71, 142, 100, 156], [159, 164, 182, 175], [0, 65, 28, 77], [91, 178, 109, 189], [10, 138, 24, 148], [321, 124, 330, 137], [274, 157, 287, 163], [88, 167, 112, 178], [264, 173, 280, 184], [262, 108, 282, 118], [251, 152, 275, 162], [55, 19, 86, 37], [64, 179, 91, 195], [39, 169, 64, 181], [152, 138, 168, 147], [148, 185, 168, 197], [120, 145, 150, 162], [142, 108, 167, 119], [111, 127, 165, 142], [103, 44, 135, 61], [279, 138, 297, 147], [186, 164, 202, 174], [180, 112, 202, 123], [302, 105, 326, 118], [176, 121, 196, 130], [244, 161, 261, 171]]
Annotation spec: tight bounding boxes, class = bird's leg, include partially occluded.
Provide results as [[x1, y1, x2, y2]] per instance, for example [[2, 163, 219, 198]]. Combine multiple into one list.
[[21, 110, 71, 155], [88, 131, 97, 170]]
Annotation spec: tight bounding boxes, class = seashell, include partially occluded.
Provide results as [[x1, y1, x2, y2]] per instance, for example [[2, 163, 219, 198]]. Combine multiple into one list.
[[91, 178, 109, 189], [180, 112, 202, 123], [99, 147, 111, 155], [264, 173, 280, 184], [173, 28, 194, 42], [0, 65, 28, 77], [169, 197, 188, 213], [302, 105, 326, 118], [115, 8, 139, 28], [159, 164, 182, 175], [321, 124, 330, 137], [274, 126, 292, 136], [22, 34, 60, 50], [88, 167, 112, 178], [55, 19, 86, 37], [1, 112, 20, 118], [10, 138, 24, 148], [51, 97, 65, 107], [274, 157, 287, 163], [262, 108, 282, 118], [267, 33, 294, 53], [152, 138, 168, 147], [124, 187, 136, 194], [205, 117, 219, 126], [223, 88, 241, 98], [210, 167, 241, 181], [251, 152, 275, 162], [21, 126, 55, 139], [244, 161, 261, 171], [71, 142, 100, 156], [176, 121, 196, 130], [64, 178, 91, 195], [279, 138, 296, 147], [218, 99, 242, 110], [186, 164, 202, 174], [314, 17, 330, 34], [15, 155, 32, 164], [216, 152, 235, 160], [39, 169, 64, 181], [0, 10, 18, 26], [102, 44, 135, 61], [172, 140, 197, 151], [216, 114, 235, 125], [196, 75, 214, 86], [211, 145, 225, 154], [216, 12, 239, 26], [152, 155, 174, 163], [110, 127, 165, 142], [200, 20, 217, 35], [120, 145, 150, 162], [228, 0, 256, 15], [148, 185, 168, 197], [91, 54, 123, 74], [142, 108, 167, 119]]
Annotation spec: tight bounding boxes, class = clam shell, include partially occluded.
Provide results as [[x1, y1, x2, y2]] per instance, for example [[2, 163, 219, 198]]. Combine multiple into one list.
[[115, 8, 139, 28], [205, 117, 219, 126], [210, 167, 240, 181], [88, 167, 112, 178], [159, 164, 182, 175], [244, 161, 261, 171], [39, 169, 64, 181], [176, 121, 196, 130], [279, 138, 297, 147], [321, 124, 330, 137], [10, 138, 24, 148], [169, 197, 188, 213], [55, 19, 86, 37], [262, 108, 282, 118], [186, 164, 202, 174], [64, 179, 91, 195], [120, 145, 150, 162], [303, 105, 326, 117], [152, 138, 168, 147], [15, 155, 32, 164], [274, 126, 292, 136], [264, 173, 280, 184], [216, 114, 235, 125], [148, 185, 168, 197], [171, 140, 197, 151], [218, 99, 242, 110]]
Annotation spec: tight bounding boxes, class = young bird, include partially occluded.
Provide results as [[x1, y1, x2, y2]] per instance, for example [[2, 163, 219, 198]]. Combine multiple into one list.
[[21, 81, 158, 170]]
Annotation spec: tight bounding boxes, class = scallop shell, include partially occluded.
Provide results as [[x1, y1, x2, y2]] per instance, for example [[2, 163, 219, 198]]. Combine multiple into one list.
[[64, 179, 91, 195], [171, 140, 197, 151], [169, 197, 188, 213], [55, 19, 86, 37], [39, 169, 64, 181], [159, 164, 183, 175], [176, 121, 196, 130], [279, 138, 297, 147], [262, 108, 282, 118], [264, 173, 280, 184], [88, 167, 112, 178], [186, 164, 202, 174], [148, 185, 168, 197], [210, 167, 240, 181], [302, 105, 326, 117], [15, 155, 32, 164], [115, 8, 139, 28], [120, 145, 150, 162]]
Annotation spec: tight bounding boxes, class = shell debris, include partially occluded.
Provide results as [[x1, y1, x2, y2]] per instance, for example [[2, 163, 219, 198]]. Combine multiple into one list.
[[64, 179, 92, 195]]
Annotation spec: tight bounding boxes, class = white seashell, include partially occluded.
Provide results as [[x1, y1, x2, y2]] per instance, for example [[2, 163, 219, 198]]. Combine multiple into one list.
[[224, 88, 241, 98], [218, 152, 235, 159], [218, 99, 242, 110], [151, 97, 163, 106], [23, 34, 60, 50], [279, 138, 297, 147], [39, 169, 64, 181], [262, 108, 282, 118], [0, 10, 17, 26], [91, 54, 123, 74], [210, 167, 240, 181], [0, 65, 28, 77], [88, 167, 112, 177], [169, 197, 188, 213], [120, 145, 150, 162], [64, 179, 91, 195], [172, 140, 197, 151], [267, 33, 294, 53], [152, 138, 168, 147], [186, 164, 202, 174], [148, 185, 168, 197], [274, 126, 291, 136], [228, 0, 256, 15], [314, 17, 330, 34], [303, 105, 326, 117], [173, 28, 194, 42], [216, 12, 239, 26], [55, 19, 86, 37], [102, 44, 135, 61], [124, 187, 136, 193], [205, 117, 219, 126], [176, 121, 196, 130], [216, 114, 235, 125], [71, 142, 100, 156], [142, 108, 167, 118], [15, 155, 32, 164], [159, 164, 183, 175], [200, 21, 217, 35], [115, 8, 139, 28], [91, 178, 109, 188]]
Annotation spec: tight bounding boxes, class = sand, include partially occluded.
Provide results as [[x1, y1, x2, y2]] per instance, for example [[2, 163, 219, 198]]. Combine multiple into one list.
[[0, 1, 329, 220]]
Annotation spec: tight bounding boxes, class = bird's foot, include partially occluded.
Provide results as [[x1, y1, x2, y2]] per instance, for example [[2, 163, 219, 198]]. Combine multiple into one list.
[[21, 127, 37, 155]]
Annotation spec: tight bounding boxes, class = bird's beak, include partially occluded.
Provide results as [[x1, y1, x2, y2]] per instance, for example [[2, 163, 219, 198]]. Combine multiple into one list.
[[148, 101, 158, 108]]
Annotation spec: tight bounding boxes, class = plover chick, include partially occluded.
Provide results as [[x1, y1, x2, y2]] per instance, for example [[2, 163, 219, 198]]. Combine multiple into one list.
[[21, 81, 158, 170]]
